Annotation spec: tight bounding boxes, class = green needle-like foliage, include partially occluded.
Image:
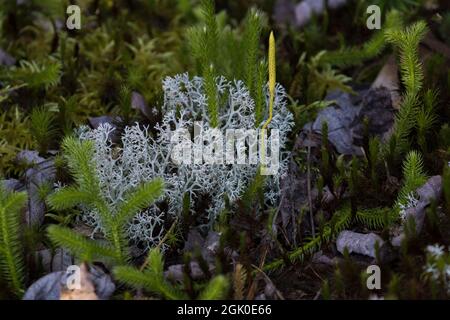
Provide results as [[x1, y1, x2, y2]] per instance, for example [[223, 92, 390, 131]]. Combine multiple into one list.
[[201, 0, 219, 69], [0, 184, 27, 297], [47, 225, 117, 262], [30, 106, 58, 155], [320, 11, 403, 67], [241, 167, 266, 211], [243, 9, 262, 97], [188, 0, 219, 74], [254, 60, 268, 125], [397, 150, 427, 206], [114, 248, 187, 300], [417, 89, 438, 153], [8, 60, 62, 90], [0, 107, 33, 176], [265, 207, 352, 271], [204, 64, 219, 127], [355, 207, 397, 229], [47, 137, 165, 264], [385, 21, 428, 159], [187, 0, 266, 127], [385, 21, 428, 96], [114, 248, 229, 300], [118, 85, 133, 124], [197, 275, 229, 300]]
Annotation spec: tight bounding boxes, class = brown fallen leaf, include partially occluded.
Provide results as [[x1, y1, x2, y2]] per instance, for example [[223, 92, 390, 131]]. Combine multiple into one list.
[[371, 55, 401, 109]]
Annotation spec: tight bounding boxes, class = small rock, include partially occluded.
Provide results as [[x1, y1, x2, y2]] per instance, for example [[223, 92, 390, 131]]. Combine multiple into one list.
[[16, 151, 55, 226], [294, 2, 313, 27], [312, 251, 338, 265], [328, 0, 348, 9], [336, 231, 384, 258], [131, 91, 151, 119], [306, 87, 394, 155], [183, 229, 205, 253], [204, 231, 220, 256], [23, 271, 62, 300], [2, 179, 23, 192], [417, 175, 442, 204], [23, 263, 115, 300], [264, 283, 276, 299], [35, 249, 73, 272], [16, 150, 45, 165], [255, 293, 267, 300], [274, 0, 296, 26], [0, 48, 16, 66], [392, 176, 443, 247], [306, 0, 325, 14], [165, 261, 213, 282], [183, 229, 221, 263], [275, 0, 348, 27]]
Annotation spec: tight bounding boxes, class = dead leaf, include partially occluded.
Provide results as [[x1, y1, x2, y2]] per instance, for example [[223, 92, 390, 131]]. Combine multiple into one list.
[[336, 231, 384, 258], [372, 55, 401, 109]]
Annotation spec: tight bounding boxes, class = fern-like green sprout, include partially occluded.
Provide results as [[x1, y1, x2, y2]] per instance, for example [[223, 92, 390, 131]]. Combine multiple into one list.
[[0, 184, 27, 297], [417, 89, 438, 153], [201, 0, 219, 70], [264, 207, 352, 271], [114, 248, 186, 299], [303, 51, 355, 103], [243, 9, 262, 99], [187, 1, 221, 127], [47, 137, 165, 264], [0, 107, 33, 176], [265, 202, 398, 272], [47, 225, 118, 262], [197, 275, 229, 300], [254, 60, 267, 125], [241, 167, 266, 211], [118, 85, 133, 124], [385, 21, 428, 96], [320, 11, 403, 67], [355, 207, 397, 229], [204, 64, 219, 127], [385, 21, 428, 159], [188, 0, 219, 74], [8, 60, 62, 90], [187, 0, 267, 127], [397, 150, 427, 207], [114, 248, 229, 300], [30, 106, 57, 155]]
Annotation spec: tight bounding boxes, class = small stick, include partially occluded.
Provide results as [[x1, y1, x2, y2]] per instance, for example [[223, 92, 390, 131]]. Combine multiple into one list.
[[140, 217, 178, 271], [307, 138, 316, 238]]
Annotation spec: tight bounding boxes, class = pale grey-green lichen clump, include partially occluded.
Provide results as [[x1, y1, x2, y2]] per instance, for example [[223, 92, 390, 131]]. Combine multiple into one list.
[[77, 73, 294, 249]]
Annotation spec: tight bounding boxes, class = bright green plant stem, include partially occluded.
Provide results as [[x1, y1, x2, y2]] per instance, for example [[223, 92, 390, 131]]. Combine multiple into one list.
[[0, 186, 27, 297]]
